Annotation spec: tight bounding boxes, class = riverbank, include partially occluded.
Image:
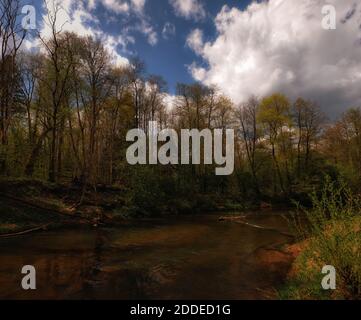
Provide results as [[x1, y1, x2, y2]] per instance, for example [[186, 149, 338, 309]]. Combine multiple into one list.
[[279, 178, 361, 300], [0, 180, 304, 299], [0, 178, 276, 236], [0, 178, 300, 298], [0, 178, 125, 235], [279, 215, 361, 300]]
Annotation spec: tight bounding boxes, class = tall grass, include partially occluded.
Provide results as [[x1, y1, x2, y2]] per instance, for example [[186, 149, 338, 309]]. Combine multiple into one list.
[[284, 177, 361, 299]]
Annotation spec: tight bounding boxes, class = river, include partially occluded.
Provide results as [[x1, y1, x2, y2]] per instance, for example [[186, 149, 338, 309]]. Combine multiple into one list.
[[0, 212, 294, 300]]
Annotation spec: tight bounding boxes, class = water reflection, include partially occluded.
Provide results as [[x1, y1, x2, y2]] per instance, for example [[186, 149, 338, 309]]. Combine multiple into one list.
[[0, 213, 293, 300]]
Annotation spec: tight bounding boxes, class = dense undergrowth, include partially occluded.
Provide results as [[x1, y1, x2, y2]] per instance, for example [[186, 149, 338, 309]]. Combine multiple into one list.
[[281, 177, 361, 300]]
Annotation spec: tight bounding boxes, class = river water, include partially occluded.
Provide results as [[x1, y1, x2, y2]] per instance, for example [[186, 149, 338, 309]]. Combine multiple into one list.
[[0, 213, 294, 300]]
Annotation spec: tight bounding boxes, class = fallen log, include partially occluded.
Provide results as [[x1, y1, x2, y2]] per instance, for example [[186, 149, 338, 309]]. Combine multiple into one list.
[[0, 192, 81, 220], [0, 224, 51, 238], [219, 215, 294, 238]]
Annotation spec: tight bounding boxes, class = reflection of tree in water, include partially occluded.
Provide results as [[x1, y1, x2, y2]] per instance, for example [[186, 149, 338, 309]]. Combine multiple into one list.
[[0, 215, 296, 299], [94, 230, 107, 271], [82, 230, 108, 294]]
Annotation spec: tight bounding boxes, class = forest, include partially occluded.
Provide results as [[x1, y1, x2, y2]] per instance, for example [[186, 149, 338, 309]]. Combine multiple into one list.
[[1, 15, 360, 212], [0, 0, 360, 300]]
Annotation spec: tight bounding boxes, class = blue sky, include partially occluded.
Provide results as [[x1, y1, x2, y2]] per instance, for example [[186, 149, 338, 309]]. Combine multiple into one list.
[[31, 0, 250, 94], [27, 0, 361, 116], [122, 0, 249, 93]]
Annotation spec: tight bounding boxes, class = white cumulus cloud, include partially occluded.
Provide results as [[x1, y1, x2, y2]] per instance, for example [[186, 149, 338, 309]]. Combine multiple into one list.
[[169, 0, 206, 21], [100, 0, 130, 14], [131, 0, 146, 13], [186, 28, 204, 55], [187, 0, 361, 117], [35, 0, 131, 66], [33, 0, 160, 64]]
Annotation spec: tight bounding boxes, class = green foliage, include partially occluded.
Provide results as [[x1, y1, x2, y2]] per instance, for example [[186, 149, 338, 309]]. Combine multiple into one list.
[[258, 93, 292, 127], [293, 176, 361, 238], [281, 216, 361, 300], [285, 178, 361, 299]]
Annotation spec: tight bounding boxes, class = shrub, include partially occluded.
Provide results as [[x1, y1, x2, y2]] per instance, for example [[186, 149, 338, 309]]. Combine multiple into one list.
[[284, 177, 361, 299]]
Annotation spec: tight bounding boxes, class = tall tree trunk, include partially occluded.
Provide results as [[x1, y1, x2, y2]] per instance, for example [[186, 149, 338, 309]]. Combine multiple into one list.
[[25, 128, 52, 177]]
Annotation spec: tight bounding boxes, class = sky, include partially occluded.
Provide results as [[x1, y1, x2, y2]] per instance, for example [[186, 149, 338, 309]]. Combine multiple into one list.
[[25, 0, 361, 117]]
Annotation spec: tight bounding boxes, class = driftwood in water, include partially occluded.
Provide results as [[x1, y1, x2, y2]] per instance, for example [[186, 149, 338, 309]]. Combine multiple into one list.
[[219, 215, 246, 222], [0, 224, 51, 238], [219, 215, 293, 238]]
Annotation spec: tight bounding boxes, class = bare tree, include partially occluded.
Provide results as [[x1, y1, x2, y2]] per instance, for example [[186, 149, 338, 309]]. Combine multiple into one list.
[[0, 0, 27, 173], [128, 57, 145, 128], [237, 96, 260, 194], [293, 98, 324, 174], [38, 0, 74, 182], [80, 36, 111, 186], [147, 75, 167, 121]]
